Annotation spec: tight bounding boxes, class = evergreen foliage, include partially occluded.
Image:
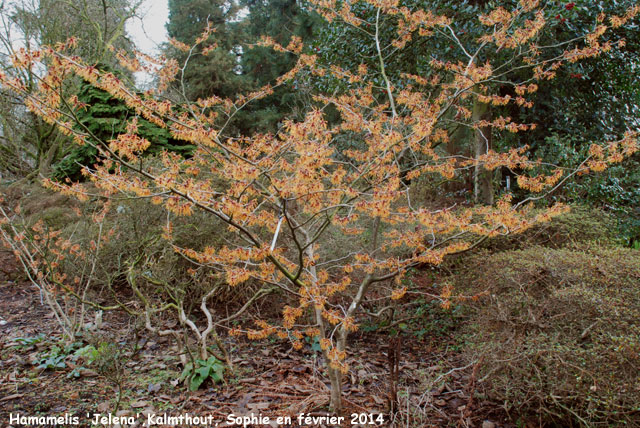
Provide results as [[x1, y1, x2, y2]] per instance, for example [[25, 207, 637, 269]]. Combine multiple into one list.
[[0, 0, 140, 178], [311, 0, 640, 226], [312, 0, 640, 139], [54, 78, 194, 181], [236, 0, 321, 132], [165, 0, 245, 101], [164, 0, 321, 134]]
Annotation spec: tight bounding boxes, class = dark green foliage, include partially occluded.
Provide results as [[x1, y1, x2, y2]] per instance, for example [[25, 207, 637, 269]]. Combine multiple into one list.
[[165, 0, 321, 134], [35, 340, 85, 371], [312, 0, 502, 95], [312, 0, 640, 241], [53, 79, 194, 181], [236, 0, 321, 133], [180, 356, 225, 390], [164, 0, 253, 137], [312, 0, 639, 132], [537, 134, 640, 247], [166, 0, 245, 102], [501, 1, 640, 150], [241, 0, 317, 86], [0, 0, 140, 180]]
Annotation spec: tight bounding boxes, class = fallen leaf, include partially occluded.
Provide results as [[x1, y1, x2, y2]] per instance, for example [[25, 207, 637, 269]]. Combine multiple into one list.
[[0, 393, 24, 402], [248, 402, 270, 410], [78, 368, 98, 377], [372, 395, 385, 405]]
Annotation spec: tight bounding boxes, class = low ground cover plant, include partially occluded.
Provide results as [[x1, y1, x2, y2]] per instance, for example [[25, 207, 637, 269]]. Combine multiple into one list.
[[457, 244, 640, 426]]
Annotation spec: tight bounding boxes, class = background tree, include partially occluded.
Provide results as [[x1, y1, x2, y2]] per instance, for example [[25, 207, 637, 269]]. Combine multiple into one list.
[[235, 0, 321, 133], [27, 0, 139, 65], [53, 72, 195, 181], [0, 0, 142, 179], [310, 0, 640, 206], [165, 0, 322, 134], [165, 0, 245, 102]]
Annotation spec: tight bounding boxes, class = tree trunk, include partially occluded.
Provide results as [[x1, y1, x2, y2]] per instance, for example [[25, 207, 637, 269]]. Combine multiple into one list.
[[38, 137, 61, 177], [314, 303, 343, 413], [473, 99, 494, 205], [445, 121, 467, 193], [327, 364, 343, 412], [304, 235, 345, 413]]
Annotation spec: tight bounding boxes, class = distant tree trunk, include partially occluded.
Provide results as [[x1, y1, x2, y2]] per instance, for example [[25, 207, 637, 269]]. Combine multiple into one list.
[[33, 116, 61, 178], [445, 121, 467, 193], [38, 137, 63, 177], [473, 99, 493, 205]]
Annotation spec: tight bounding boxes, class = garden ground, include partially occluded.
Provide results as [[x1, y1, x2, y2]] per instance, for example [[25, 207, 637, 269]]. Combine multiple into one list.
[[0, 250, 512, 428]]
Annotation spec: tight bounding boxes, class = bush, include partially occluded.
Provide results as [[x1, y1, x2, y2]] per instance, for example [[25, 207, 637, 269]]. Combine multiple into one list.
[[1, 182, 80, 230], [457, 245, 640, 426], [478, 205, 618, 252], [538, 134, 640, 248], [1, 182, 245, 366], [2, 182, 231, 308]]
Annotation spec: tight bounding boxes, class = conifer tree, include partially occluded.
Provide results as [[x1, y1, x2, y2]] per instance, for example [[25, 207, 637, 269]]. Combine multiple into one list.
[[0, 0, 141, 178], [236, 0, 321, 132], [54, 72, 194, 181], [166, 0, 245, 102]]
